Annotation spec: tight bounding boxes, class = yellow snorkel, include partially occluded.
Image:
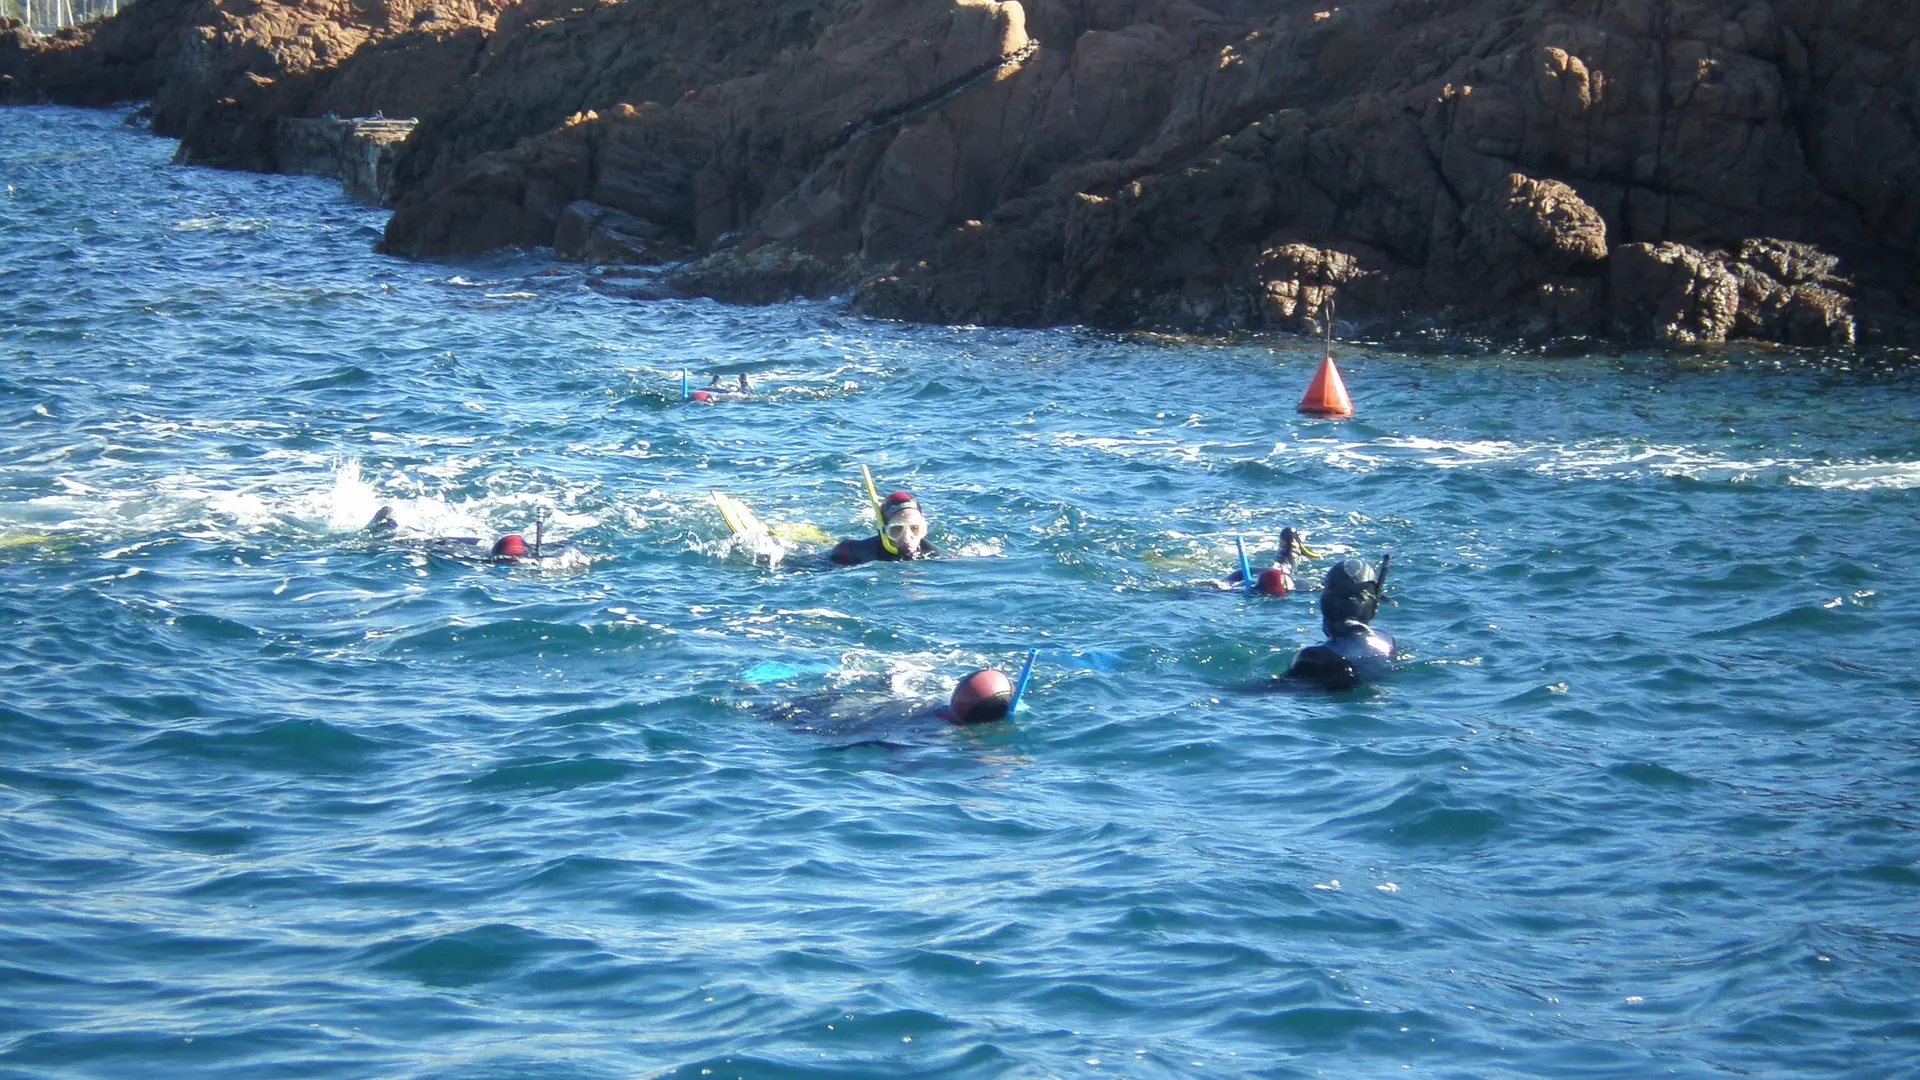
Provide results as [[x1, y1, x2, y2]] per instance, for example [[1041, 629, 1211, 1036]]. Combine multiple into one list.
[[860, 464, 899, 555]]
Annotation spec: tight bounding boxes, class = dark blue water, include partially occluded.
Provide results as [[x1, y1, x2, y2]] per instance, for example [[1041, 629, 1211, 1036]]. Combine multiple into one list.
[[3, 106, 1917, 1080]]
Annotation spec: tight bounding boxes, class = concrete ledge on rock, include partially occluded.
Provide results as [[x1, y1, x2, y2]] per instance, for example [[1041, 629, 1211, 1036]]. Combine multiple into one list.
[[277, 117, 418, 207]]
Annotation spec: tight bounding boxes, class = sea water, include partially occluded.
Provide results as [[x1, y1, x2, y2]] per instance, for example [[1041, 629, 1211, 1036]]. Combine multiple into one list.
[[1, 106, 1916, 1080]]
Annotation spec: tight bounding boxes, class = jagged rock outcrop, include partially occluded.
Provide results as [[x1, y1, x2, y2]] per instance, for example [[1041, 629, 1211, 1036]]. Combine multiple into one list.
[[1610, 238, 1856, 345], [6, 0, 1918, 346], [378, 0, 1034, 260], [389, 0, 841, 197], [379, 0, 1910, 343]]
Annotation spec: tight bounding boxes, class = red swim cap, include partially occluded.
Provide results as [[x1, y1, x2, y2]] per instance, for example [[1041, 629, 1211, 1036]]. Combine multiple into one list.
[[691, 390, 713, 402], [492, 534, 528, 558], [948, 668, 1013, 724], [1256, 567, 1290, 596], [882, 490, 917, 520]]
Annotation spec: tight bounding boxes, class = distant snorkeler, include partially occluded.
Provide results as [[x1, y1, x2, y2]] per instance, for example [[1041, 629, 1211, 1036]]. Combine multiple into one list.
[[690, 372, 753, 403], [1226, 527, 1319, 596], [828, 489, 941, 566], [363, 505, 585, 569], [1283, 554, 1396, 689]]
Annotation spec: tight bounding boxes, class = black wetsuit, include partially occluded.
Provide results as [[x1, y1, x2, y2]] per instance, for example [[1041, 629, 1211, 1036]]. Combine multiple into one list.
[[1281, 555, 1395, 689], [759, 688, 959, 750], [1285, 619, 1396, 690], [827, 534, 941, 567], [395, 536, 582, 567]]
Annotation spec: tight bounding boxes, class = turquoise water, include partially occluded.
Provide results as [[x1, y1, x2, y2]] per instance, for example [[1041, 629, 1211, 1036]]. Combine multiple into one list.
[[3, 106, 1918, 1079]]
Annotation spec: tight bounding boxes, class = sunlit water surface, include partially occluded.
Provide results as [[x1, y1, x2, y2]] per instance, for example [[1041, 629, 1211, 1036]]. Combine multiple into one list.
[[2, 107, 1917, 1080]]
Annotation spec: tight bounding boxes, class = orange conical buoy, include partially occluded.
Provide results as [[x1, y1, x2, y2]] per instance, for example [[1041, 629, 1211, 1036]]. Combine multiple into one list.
[[1296, 354, 1353, 417]]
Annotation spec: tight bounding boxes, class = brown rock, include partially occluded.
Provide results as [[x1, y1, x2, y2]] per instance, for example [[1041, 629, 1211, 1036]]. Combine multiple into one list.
[[11, 0, 1918, 345], [3, 0, 508, 169], [671, 245, 860, 307], [1608, 238, 1856, 346], [1609, 241, 1742, 344], [1257, 243, 1370, 332], [552, 198, 679, 264], [1726, 239, 1857, 346]]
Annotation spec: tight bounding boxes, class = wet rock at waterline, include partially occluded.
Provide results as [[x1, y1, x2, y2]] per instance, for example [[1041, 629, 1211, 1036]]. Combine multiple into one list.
[[1608, 238, 1860, 346]]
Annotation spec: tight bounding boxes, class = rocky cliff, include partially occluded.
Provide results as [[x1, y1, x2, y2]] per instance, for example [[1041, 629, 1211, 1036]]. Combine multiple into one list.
[[2, 0, 508, 169], [7, 0, 1917, 346]]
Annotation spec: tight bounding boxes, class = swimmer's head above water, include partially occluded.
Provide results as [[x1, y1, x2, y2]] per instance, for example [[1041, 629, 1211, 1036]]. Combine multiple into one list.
[[880, 490, 929, 556], [946, 667, 1013, 724], [1255, 567, 1291, 596], [1278, 528, 1318, 562], [1319, 556, 1383, 636], [1244, 528, 1318, 595], [365, 508, 564, 566]]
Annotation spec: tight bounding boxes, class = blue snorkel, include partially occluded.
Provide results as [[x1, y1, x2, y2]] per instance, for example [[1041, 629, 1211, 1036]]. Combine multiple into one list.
[[1236, 535, 1256, 593], [1009, 647, 1038, 713], [681, 370, 689, 402]]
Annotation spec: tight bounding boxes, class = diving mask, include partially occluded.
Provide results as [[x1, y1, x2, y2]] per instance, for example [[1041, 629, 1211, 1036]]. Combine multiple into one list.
[[883, 506, 928, 551]]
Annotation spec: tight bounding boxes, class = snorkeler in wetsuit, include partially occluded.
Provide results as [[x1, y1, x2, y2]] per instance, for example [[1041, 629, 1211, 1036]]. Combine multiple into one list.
[[947, 668, 1014, 723], [1285, 555, 1396, 689], [763, 667, 1016, 743], [1227, 527, 1319, 595], [828, 489, 941, 566], [364, 506, 582, 568]]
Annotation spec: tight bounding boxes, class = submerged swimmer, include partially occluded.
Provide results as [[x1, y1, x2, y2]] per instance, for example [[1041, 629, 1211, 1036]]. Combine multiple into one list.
[[1227, 528, 1319, 596], [364, 506, 584, 569], [761, 667, 1017, 745], [1284, 555, 1395, 689], [829, 489, 941, 566]]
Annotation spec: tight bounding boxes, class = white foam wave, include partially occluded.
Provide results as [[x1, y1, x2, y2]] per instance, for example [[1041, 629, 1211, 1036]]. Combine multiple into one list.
[[1791, 463, 1920, 490], [305, 459, 559, 539], [945, 537, 1003, 558], [1050, 431, 1203, 465], [1269, 436, 1920, 487], [829, 647, 984, 699], [15, 455, 606, 553], [173, 216, 270, 233]]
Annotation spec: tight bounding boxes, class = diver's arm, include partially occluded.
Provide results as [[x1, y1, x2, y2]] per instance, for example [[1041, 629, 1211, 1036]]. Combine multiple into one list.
[[829, 535, 881, 566]]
